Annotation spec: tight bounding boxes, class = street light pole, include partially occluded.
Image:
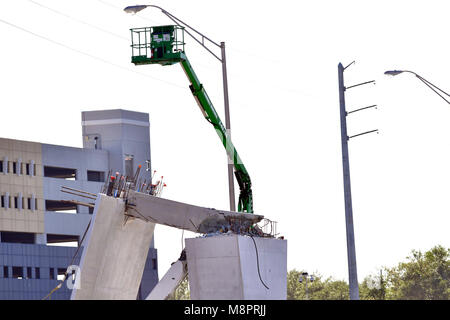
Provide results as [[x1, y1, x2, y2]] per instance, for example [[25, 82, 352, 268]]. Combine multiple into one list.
[[299, 272, 314, 300], [220, 41, 236, 211], [125, 4, 236, 211], [338, 63, 360, 300]]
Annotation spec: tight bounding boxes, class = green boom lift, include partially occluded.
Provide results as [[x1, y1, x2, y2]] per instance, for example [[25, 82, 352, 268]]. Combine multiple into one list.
[[130, 25, 253, 213]]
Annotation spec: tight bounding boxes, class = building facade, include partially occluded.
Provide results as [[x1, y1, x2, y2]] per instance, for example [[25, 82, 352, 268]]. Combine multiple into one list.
[[0, 109, 158, 299]]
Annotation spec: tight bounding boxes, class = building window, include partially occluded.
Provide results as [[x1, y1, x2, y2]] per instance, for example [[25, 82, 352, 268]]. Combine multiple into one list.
[[0, 232, 35, 244], [12, 266, 24, 279], [3, 266, 8, 278], [35, 267, 40, 279], [1, 195, 4, 208], [0, 160, 2, 173], [125, 154, 134, 177], [87, 170, 105, 182], [152, 258, 157, 270], [14, 197, 18, 209], [57, 268, 66, 281], [12, 162, 17, 174], [45, 200, 77, 214], [89, 206, 94, 214], [44, 166, 77, 180], [27, 267, 32, 279], [49, 268, 55, 280], [27, 198, 31, 210], [47, 234, 79, 247], [26, 163, 30, 175]]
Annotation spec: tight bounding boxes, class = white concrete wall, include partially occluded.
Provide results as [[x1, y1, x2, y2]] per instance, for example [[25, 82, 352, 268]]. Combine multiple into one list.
[[186, 235, 244, 300], [186, 235, 287, 300], [238, 236, 287, 299], [71, 194, 155, 300]]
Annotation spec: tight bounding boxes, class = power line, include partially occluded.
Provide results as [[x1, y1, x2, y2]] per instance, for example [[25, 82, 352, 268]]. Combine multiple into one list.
[[0, 16, 185, 89], [26, 0, 129, 41], [24, 0, 223, 74], [93, 2, 275, 66], [13, 1, 324, 103]]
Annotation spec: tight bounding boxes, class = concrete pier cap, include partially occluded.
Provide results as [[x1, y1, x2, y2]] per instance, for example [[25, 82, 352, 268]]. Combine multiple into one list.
[[185, 234, 287, 300]]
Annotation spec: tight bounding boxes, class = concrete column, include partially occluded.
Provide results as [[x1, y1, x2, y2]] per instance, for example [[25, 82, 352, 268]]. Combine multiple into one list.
[[71, 195, 155, 300], [31, 194, 36, 211], [17, 158, 22, 176], [186, 235, 287, 300], [2, 156, 7, 174], [30, 160, 35, 176], [4, 192, 9, 209], [18, 193, 23, 210]]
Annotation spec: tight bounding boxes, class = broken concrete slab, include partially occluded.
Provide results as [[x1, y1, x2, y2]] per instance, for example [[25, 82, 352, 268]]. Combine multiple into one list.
[[126, 190, 264, 234]]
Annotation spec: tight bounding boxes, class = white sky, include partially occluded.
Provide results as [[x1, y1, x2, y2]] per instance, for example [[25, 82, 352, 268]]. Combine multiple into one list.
[[0, 0, 449, 282]]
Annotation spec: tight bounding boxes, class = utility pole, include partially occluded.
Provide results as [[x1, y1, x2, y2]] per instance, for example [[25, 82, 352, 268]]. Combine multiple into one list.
[[338, 62, 359, 300]]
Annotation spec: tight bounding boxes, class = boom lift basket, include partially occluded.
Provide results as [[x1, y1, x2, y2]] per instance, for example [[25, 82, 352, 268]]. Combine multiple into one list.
[[130, 25, 185, 66]]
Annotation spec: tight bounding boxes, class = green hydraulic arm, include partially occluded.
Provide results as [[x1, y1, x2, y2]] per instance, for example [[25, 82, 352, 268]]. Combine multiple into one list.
[[180, 55, 253, 213], [129, 25, 253, 213]]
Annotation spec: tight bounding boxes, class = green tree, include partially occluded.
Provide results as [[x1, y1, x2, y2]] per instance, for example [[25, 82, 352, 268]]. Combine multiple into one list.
[[287, 269, 349, 300], [359, 271, 387, 300], [287, 269, 303, 300], [384, 245, 450, 300]]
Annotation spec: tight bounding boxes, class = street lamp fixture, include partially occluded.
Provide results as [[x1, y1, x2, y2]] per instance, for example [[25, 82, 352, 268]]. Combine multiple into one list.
[[384, 69, 450, 104], [124, 4, 237, 212], [384, 70, 405, 76], [298, 272, 314, 300], [124, 5, 150, 14]]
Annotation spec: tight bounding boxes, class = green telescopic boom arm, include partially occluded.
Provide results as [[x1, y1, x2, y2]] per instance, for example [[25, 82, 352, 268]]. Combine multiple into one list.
[[180, 55, 253, 213]]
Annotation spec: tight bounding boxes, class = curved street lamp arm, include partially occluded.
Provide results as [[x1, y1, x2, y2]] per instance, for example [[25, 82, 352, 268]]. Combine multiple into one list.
[[386, 70, 450, 105], [416, 75, 450, 104], [415, 74, 450, 97], [140, 5, 222, 61]]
